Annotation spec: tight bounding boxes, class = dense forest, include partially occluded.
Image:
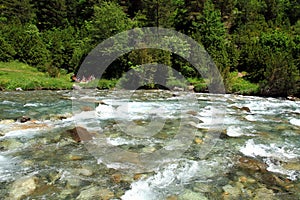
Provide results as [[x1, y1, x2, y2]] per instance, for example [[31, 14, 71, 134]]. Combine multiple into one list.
[[0, 0, 299, 96]]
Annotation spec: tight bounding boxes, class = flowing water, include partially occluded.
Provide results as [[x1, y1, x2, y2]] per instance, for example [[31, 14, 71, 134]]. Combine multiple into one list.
[[0, 90, 299, 200]]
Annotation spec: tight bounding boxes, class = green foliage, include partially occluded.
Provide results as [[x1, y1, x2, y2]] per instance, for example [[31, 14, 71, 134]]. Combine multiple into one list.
[[0, 0, 298, 96], [90, 1, 133, 43], [187, 78, 208, 92], [2, 24, 49, 69], [227, 72, 260, 95], [0, 35, 16, 62]]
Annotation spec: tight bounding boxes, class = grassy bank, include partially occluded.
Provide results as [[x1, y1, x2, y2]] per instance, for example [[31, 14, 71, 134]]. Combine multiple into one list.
[[0, 62, 259, 95], [0, 62, 73, 90]]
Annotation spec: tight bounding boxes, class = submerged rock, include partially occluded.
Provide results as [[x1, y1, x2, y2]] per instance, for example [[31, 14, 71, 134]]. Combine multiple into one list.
[[222, 184, 241, 199], [76, 186, 114, 200], [238, 157, 267, 172], [240, 107, 251, 112], [9, 176, 38, 200], [253, 188, 275, 200], [178, 190, 208, 200], [282, 162, 300, 171], [75, 168, 93, 177], [66, 126, 96, 143]]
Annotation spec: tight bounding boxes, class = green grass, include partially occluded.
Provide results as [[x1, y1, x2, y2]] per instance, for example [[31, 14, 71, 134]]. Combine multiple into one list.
[[228, 71, 260, 95], [187, 77, 208, 92], [0, 61, 73, 90]]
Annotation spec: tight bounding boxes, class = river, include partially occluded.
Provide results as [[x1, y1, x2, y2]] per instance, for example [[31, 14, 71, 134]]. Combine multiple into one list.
[[0, 90, 299, 199]]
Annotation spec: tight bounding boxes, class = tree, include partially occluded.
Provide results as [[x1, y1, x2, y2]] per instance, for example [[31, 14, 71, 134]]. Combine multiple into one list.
[[89, 1, 133, 43], [192, 0, 231, 89], [0, 0, 35, 24], [33, 0, 68, 30]]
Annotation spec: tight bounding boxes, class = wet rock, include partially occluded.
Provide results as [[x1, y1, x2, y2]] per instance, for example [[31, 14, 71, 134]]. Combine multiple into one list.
[[0, 139, 23, 150], [68, 155, 83, 161], [287, 96, 300, 101], [133, 173, 149, 181], [75, 168, 93, 177], [194, 137, 203, 144], [65, 176, 83, 188], [9, 176, 38, 200], [240, 106, 251, 112], [173, 87, 184, 91], [50, 113, 72, 120], [188, 85, 195, 91], [238, 157, 267, 172], [14, 122, 48, 130], [80, 106, 94, 111], [179, 190, 208, 200], [253, 188, 275, 200], [186, 110, 198, 116], [282, 162, 300, 171], [222, 184, 241, 199], [19, 116, 31, 123], [66, 126, 96, 143], [76, 186, 114, 200], [112, 173, 122, 183], [58, 189, 76, 199], [193, 183, 212, 193], [231, 106, 251, 112], [166, 195, 178, 200]]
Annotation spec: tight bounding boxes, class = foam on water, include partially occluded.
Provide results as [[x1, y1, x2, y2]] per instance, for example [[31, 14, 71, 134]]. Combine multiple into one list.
[[240, 139, 299, 160], [240, 139, 300, 179], [290, 118, 300, 126], [121, 159, 220, 200], [265, 159, 299, 181], [226, 126, 255, 137], [23, 103, 45, 107]]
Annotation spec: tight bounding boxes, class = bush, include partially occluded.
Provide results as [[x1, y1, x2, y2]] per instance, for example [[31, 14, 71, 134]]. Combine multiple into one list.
[[227, 72, 260, 95], [0, 35, 16, 62]]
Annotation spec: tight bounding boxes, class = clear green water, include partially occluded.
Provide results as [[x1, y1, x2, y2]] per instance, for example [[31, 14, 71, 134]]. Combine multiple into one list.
[[0, 90, 299, 199]]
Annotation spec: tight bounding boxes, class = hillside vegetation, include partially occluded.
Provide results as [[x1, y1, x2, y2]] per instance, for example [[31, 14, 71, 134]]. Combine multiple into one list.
[[0, 0, 299, 96]]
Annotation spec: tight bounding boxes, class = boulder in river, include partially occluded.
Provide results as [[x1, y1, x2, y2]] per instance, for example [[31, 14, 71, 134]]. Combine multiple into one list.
[[240, 106, 251, 112], [66, 126, 96, 142], [237, 156, 267, 172], [19, 116, 31, 123], [9, 176, 38, 200]]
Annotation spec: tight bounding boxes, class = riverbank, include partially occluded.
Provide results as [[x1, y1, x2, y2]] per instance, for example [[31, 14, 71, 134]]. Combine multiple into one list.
[[0, 61, 259, 95], [0, 62, 73, 90]]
